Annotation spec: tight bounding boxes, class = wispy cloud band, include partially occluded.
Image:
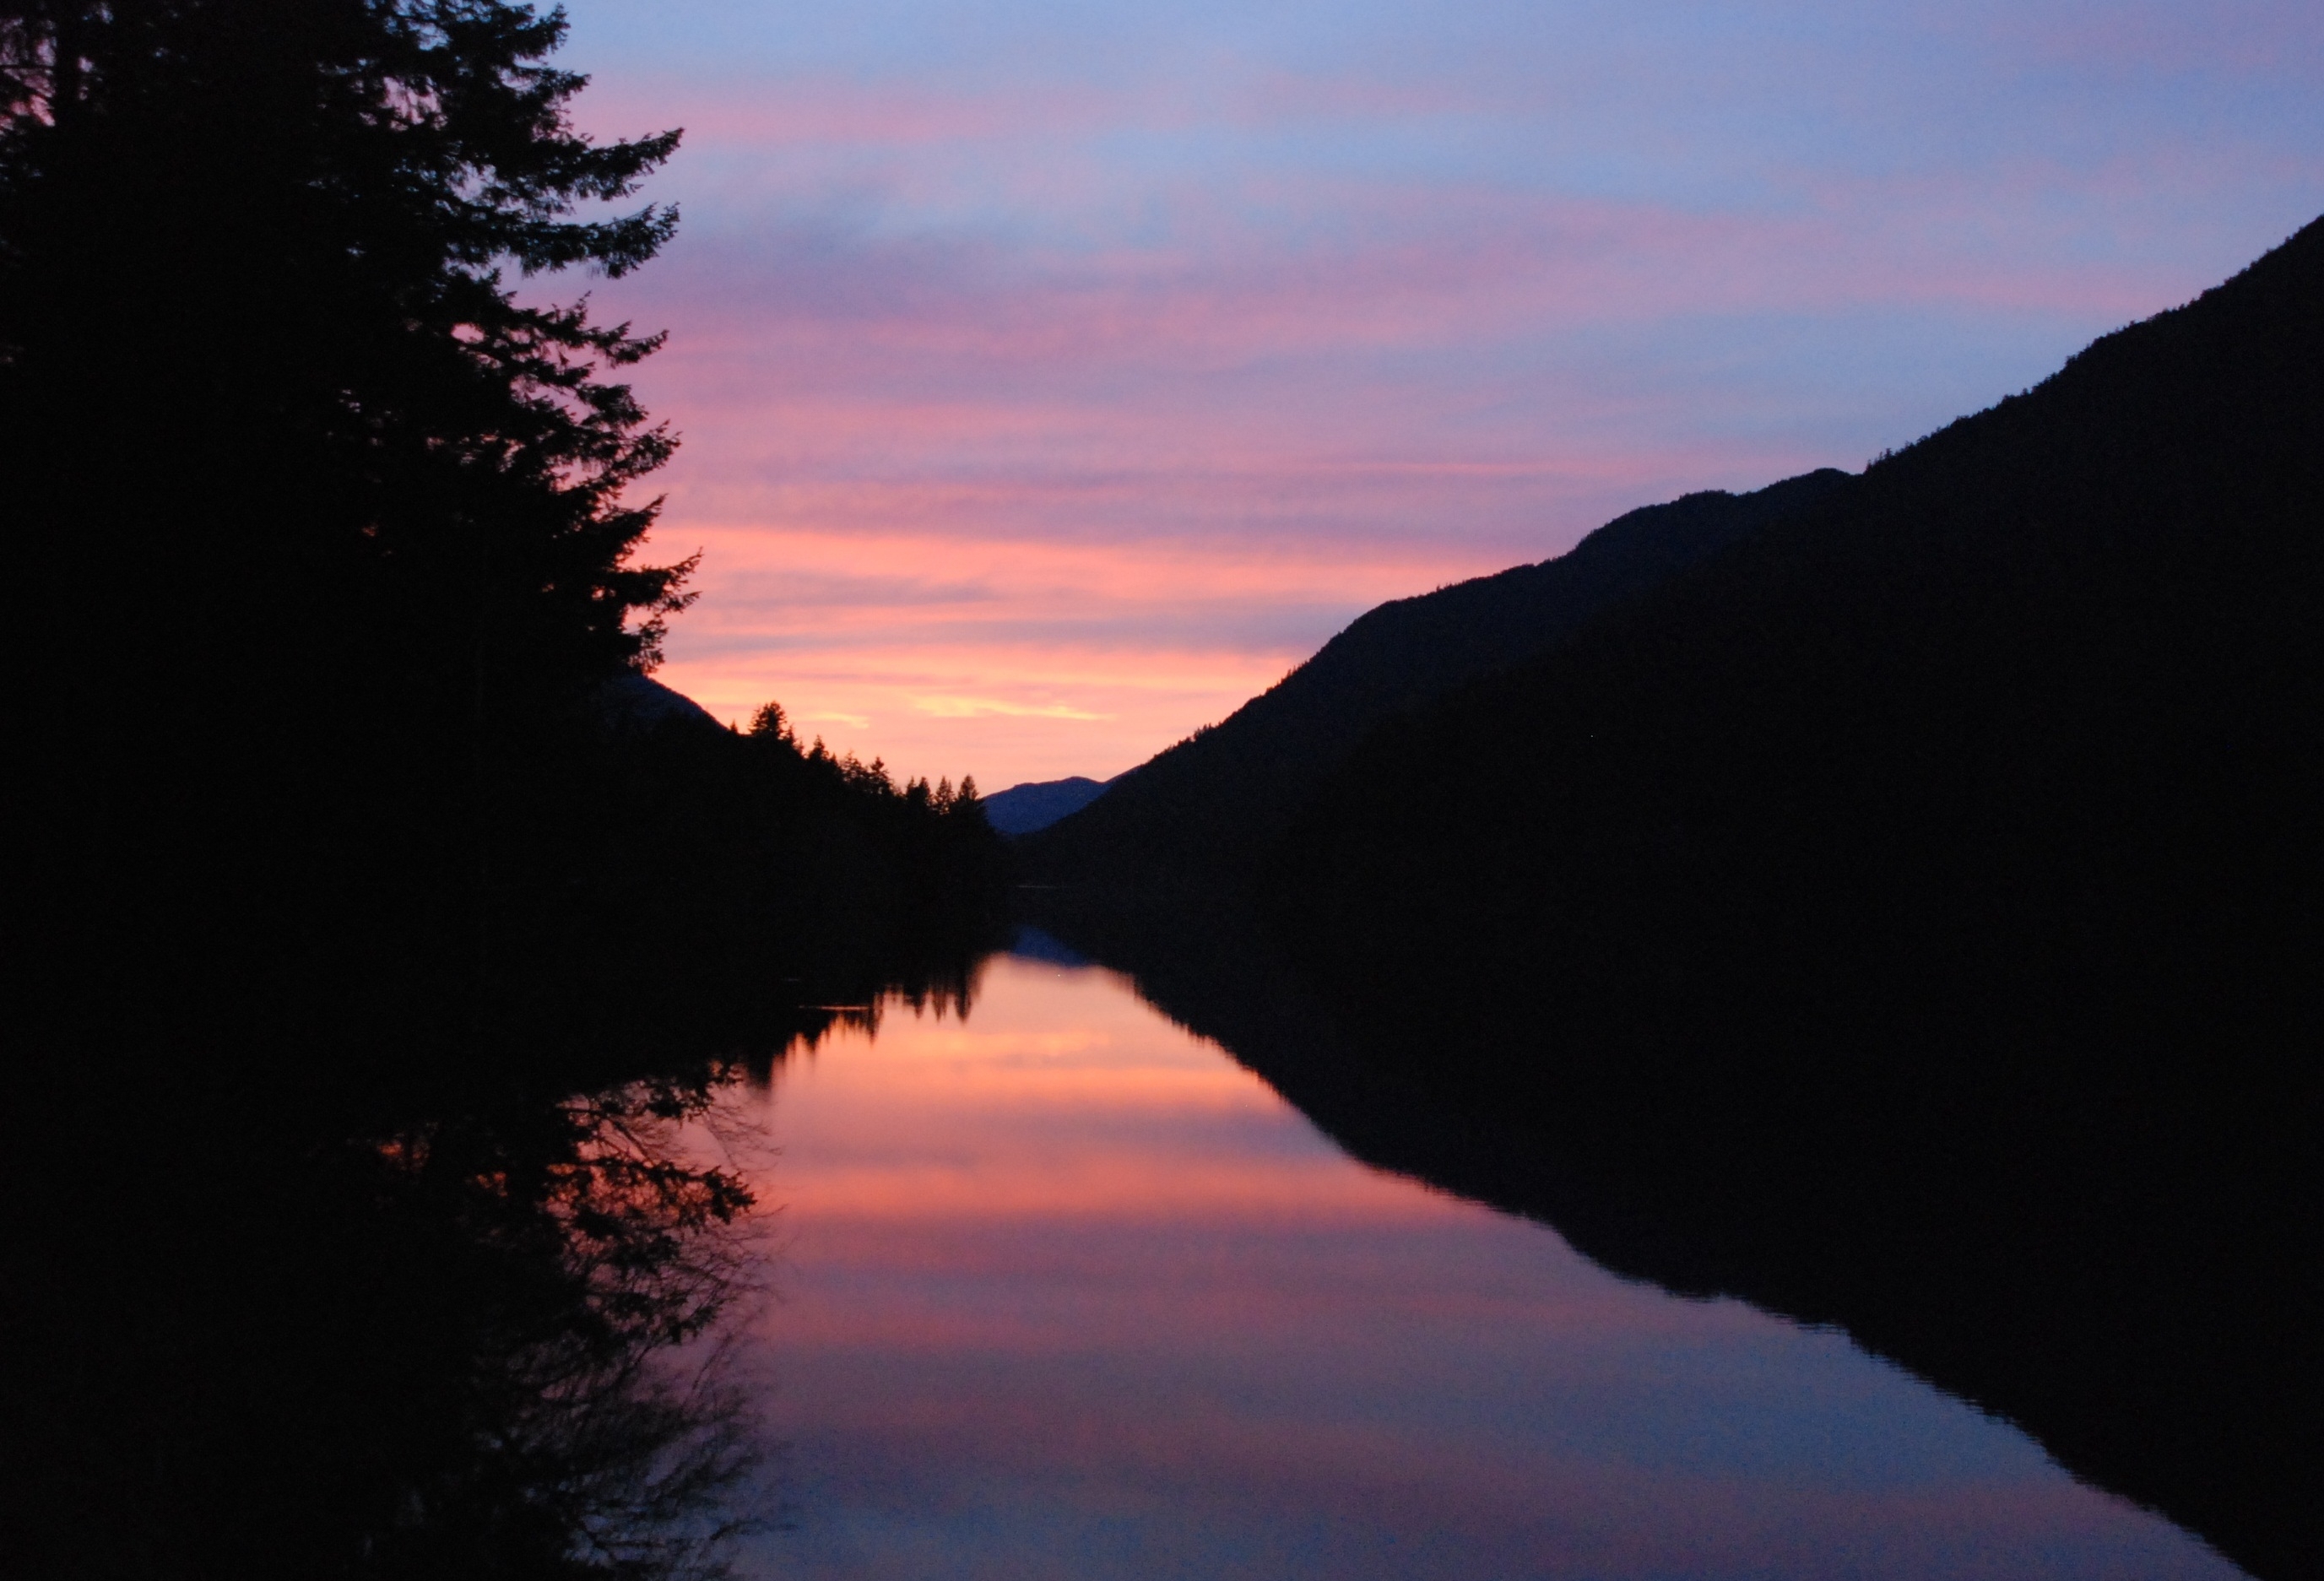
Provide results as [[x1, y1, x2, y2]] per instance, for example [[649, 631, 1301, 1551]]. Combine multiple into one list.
[[562, 0, 2323, 787]]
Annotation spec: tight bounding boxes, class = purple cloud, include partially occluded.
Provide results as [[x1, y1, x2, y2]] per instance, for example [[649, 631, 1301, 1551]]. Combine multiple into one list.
[[551, 0, 2321, 788]]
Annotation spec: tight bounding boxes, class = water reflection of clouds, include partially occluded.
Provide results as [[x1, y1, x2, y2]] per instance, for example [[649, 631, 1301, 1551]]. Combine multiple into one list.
[[730, 956, 2243, 1579]]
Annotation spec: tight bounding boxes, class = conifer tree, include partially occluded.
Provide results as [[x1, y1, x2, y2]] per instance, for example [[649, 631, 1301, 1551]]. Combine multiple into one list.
[[3, 0, 691, 728], [2, 0, 692, 1048]]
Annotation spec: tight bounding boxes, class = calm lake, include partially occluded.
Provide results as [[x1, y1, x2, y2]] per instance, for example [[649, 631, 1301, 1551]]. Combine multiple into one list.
[[720, 944, 2244, 1580]]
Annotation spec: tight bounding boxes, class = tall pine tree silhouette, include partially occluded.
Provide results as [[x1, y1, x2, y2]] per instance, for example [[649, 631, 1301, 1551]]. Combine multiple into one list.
[[2, 2, 693, 1069]]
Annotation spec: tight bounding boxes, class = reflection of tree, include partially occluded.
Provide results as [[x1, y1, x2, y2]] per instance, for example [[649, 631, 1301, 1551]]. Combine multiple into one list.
[[737, 959, 989, 1089], [7, 941, 1011, 1578], [6, 1058, 776, 1580], [354, 1075, 763, 1579], [339, 958, 991, 1575]]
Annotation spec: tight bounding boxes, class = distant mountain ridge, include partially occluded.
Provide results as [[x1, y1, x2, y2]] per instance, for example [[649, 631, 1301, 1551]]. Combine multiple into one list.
[[983, 776, 1111, 837], [590, 673, 721, 737], [1028, 467, 1851, 879]]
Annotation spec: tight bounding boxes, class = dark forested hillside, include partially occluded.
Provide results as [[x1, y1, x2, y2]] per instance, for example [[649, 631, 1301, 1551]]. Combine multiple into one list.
[[1280, 214, 2324, 1084], [1027, 468, 1850, 879], [579, 697, 1005, 1074]]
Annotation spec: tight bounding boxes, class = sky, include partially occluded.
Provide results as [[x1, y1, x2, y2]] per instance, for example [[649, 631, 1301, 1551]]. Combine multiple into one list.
[[554, 0, 2324, 791]]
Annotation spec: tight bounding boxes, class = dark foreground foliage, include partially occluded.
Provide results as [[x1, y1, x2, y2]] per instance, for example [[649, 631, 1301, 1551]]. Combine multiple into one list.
[[0, 4, 1005, 1574], [0, 0, 1007, 1104]]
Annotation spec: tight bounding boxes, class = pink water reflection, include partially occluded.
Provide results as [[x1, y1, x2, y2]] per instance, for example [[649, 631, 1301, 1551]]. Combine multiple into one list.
[[729, 952, 2240, 1580]]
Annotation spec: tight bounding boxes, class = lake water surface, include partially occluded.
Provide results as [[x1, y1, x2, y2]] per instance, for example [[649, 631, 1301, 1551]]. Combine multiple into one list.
[[725, 946, 2242, 1579]]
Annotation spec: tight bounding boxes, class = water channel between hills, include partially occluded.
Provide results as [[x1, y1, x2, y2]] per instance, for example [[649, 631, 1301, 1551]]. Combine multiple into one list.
[[713, 944, 2243, 1580]]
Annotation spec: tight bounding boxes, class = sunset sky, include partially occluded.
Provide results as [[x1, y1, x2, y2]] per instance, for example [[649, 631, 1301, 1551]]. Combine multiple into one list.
[[557, 0, 2322, 791]]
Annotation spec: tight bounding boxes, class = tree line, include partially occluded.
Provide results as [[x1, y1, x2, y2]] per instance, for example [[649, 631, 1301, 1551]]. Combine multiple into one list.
[[3, 0, 1005, 1097], [2, 6, 1004, 1575]]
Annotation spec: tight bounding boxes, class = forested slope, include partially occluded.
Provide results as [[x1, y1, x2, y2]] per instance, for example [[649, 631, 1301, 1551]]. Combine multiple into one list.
[[1027, 468, 1848, 878], [1281, 214, 2324, 1091]]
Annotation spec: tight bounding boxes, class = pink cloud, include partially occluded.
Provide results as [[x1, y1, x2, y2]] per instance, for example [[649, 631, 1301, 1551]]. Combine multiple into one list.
[[554, 20, 2316, 789]]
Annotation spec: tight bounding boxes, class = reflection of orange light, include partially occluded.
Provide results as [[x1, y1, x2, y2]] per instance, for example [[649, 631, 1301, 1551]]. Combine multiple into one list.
[[743, 959, 1469, 1229], [795, 1051, 1281, 1107], [715, 958, 2234, 1577], [767, 1160, 1433, 1225]]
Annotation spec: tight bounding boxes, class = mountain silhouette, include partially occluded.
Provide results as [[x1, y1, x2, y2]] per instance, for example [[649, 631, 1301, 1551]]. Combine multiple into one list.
[[1028, 468, 1850, 879], [590, 673, 723, 737], [983, 775, 1113, 836], [1280, 213, 2324, 1075]]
